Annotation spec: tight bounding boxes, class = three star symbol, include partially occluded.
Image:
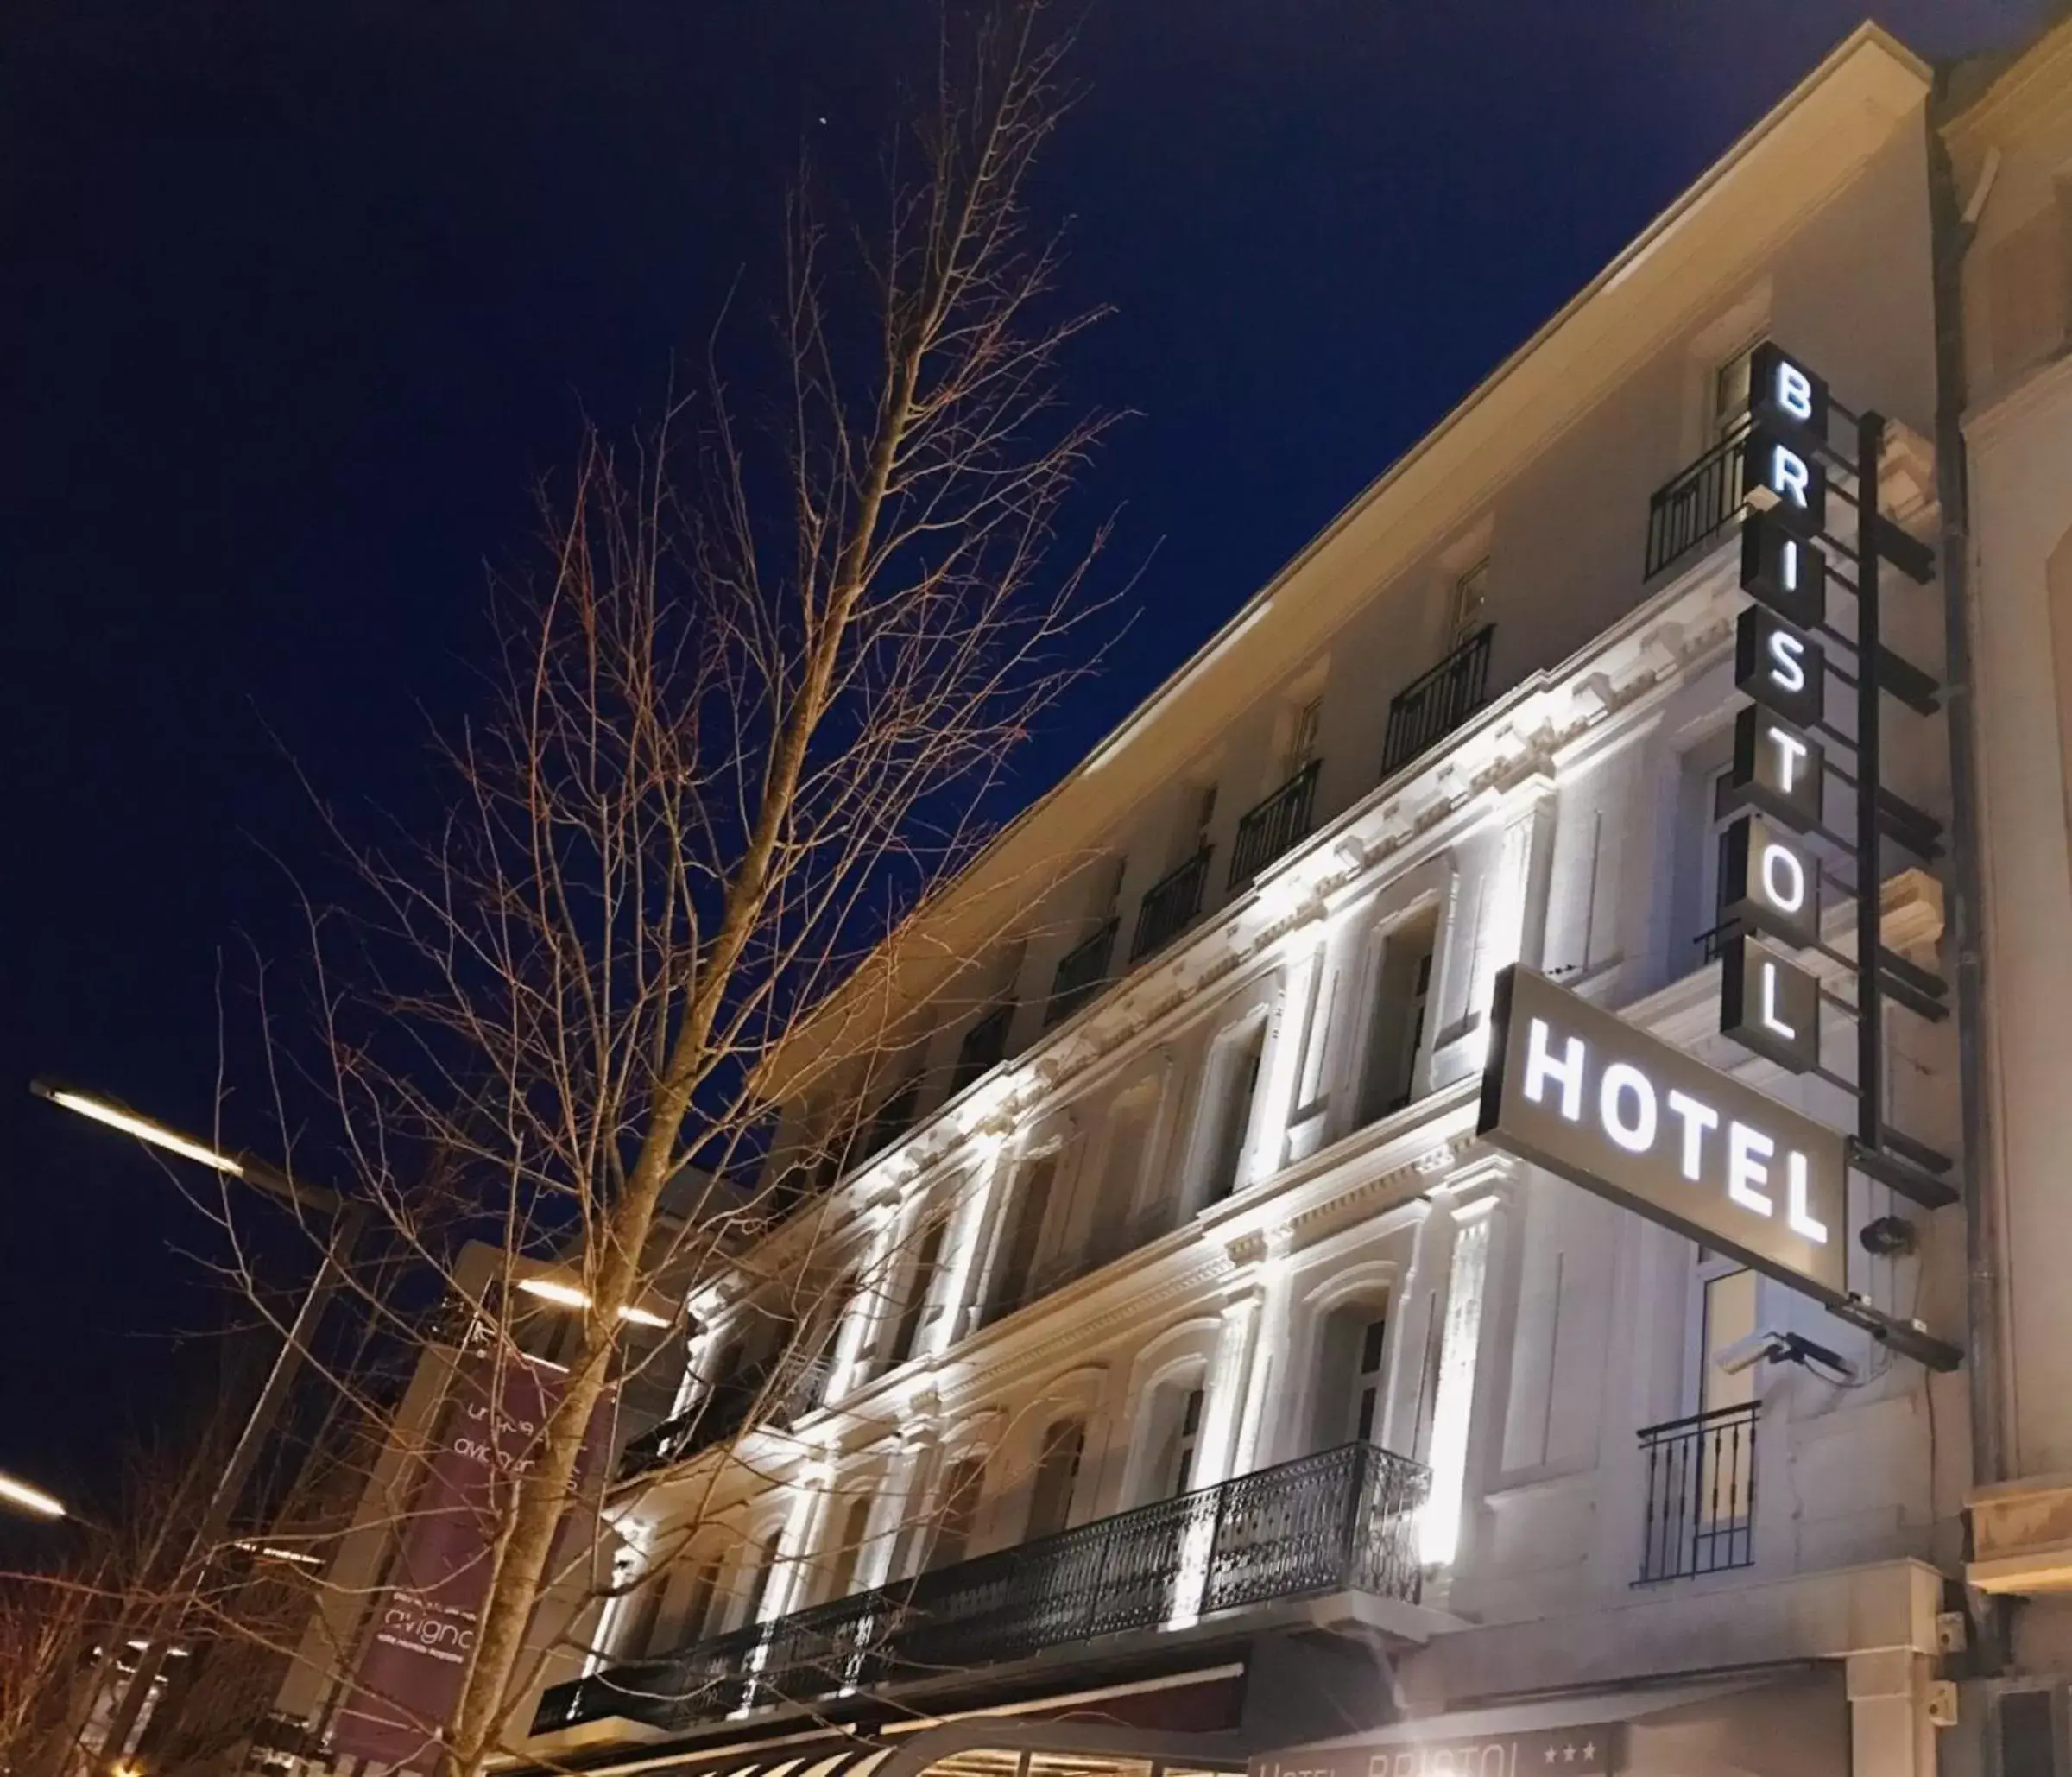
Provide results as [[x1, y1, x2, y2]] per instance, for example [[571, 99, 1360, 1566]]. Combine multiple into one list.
[[1539, 1744, 1596, 1766]]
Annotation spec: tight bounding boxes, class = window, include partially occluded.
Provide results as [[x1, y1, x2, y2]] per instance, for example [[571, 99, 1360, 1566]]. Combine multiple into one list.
[[1158, 1387, 1206, 1496], [1698, 1263, 1758, 1420], [1310, 1303, 1391, 1451], [1088, 1090, 1156, 1259], [1200, 1022, 1265, 1206], [1177, 781, 1217, 865], [1710, 338, 1763, 440], [679, 1555, 720, 1646], [989, 1154, 1058, 1315], [1694, 1257, 1758, 1538], [883, 1216, 949, 1370], [1671, 734, 1739, 968], [925, 1457, 986, 1571], [1358, 908, 1437, 1123], [1284, 697, 1323, 777], [1352, 1316, 1388, 1443], [1449, 559, 1490, 645], [823, 1495, 874, 1603], [740, 1534, 782, 1628], [860, 1074, 922, 1160], [1026, 1418, 1086, 1540]]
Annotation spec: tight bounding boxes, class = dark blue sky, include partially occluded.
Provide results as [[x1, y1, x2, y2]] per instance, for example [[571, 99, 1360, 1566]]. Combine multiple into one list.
[[0, 0, 2036, 1506]]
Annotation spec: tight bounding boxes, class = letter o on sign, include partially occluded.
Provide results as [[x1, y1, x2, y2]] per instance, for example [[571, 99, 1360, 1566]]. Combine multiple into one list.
[[1761, 838, 1807, 914], [1600, 1061, 1658, 1154]]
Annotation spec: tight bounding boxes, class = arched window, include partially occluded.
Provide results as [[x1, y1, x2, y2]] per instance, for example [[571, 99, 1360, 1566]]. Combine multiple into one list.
[[925, 1456, 987, 1571], [1025, 1417, 1085, 1540], [1150, 1384, 1206, 1497], [677, 1553, 721, 1646], [822, 1493, 875, 1603], [1311, 1302, 1390, 1449], [737, 1532, 782, 1628]]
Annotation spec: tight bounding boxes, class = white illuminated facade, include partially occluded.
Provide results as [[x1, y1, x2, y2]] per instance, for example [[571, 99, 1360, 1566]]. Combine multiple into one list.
[[488, 26, 1996, 1777]]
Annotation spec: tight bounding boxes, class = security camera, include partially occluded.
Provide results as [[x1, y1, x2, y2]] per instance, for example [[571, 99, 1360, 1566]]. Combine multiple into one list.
[[1713, 1329, 1786, 1376], [1713, 1327, 1854, 1382]]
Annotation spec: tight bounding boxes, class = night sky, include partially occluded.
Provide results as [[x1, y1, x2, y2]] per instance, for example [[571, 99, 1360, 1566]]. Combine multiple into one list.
[[1, 0, 2037, 1514]]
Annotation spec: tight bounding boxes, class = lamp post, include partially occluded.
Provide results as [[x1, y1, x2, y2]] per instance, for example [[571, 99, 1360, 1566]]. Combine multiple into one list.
[[29, 1078, 367, 1774]]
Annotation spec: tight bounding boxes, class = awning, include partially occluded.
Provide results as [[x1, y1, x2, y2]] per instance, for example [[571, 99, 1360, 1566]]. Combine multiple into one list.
[[550, 1711, 1248, 1777], [1249, 1666, 1845, 1777]]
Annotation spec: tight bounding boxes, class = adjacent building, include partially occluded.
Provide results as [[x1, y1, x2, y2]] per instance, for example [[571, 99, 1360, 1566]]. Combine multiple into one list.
[[1942, 14, 2072, 1768]]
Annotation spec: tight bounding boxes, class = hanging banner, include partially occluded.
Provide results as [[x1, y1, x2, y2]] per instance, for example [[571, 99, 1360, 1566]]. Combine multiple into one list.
[[331, 1353, 609, 1769]]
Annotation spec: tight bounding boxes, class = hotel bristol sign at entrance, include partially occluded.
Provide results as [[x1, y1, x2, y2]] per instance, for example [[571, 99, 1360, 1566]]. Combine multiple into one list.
[[1481, 343, 1961, 1362]]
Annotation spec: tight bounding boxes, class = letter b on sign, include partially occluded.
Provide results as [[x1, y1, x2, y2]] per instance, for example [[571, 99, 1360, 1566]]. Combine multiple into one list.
[[1747, 342, 1829, 439]]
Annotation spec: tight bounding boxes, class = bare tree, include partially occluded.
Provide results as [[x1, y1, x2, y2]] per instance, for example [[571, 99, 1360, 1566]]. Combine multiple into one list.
[[189, 9, 1116, 1777]]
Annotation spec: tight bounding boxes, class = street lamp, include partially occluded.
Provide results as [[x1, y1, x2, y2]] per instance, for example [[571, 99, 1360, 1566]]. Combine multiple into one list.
[[0, 1468, 68, 1520], [515, 1274, 672, 1328], [31, 1077, 363, 1774]]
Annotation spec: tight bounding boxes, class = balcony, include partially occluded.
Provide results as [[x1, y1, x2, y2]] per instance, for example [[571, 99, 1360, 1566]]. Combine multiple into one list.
[[1228, 759, 1321, 890], [1045, 919, 1118, 1028], [615, 1353, 835, 1483], [1635, 1401, 1758, 1584], [1644, 421, 1751, 580], [616, 1371, 767, 1481], [1131, 847, 1211, 964], [539, 1439, 1431, 1736], [1379, 625, 1494, 781], [951, 1003, 1014, 1092]]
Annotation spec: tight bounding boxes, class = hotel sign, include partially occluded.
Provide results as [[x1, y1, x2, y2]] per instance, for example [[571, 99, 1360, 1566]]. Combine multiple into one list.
[[1252, 1723, 1619, 1777], [1479, 965, 1847, 1300]]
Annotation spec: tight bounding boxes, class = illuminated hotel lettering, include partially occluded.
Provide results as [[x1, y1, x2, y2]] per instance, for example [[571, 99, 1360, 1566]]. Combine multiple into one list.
[[1729, 704, 1823, 831], [1720, 932, 1822, 1074], [1748, 340, 1830, 436], [1740, 509, 1828, 629], [1735, 605, 1825, 728], [1743, 429, 1828, 537], [1481, 966, 1847, 1298], [1718, 811, 1820, 949]]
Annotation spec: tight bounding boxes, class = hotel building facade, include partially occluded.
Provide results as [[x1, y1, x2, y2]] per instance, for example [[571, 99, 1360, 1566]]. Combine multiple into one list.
[[275, 19, 2072, 1777]]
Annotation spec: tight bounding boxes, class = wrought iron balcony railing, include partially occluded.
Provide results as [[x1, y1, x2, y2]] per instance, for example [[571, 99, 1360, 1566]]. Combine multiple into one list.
[[616, 1369, 769, 1481], [1380, 625, 1494, 781], [1229, 759, 1322, 890], [951, 1003, 1014, 1092], [1045, 919, 1119, 1028], [1644, 420, 1752, 580], [1130, 847, 1211, 964], [540, 1438, 1430, 1736], [616, 1352, 835, 1483], [1635, 1400, 1758, 1584]]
